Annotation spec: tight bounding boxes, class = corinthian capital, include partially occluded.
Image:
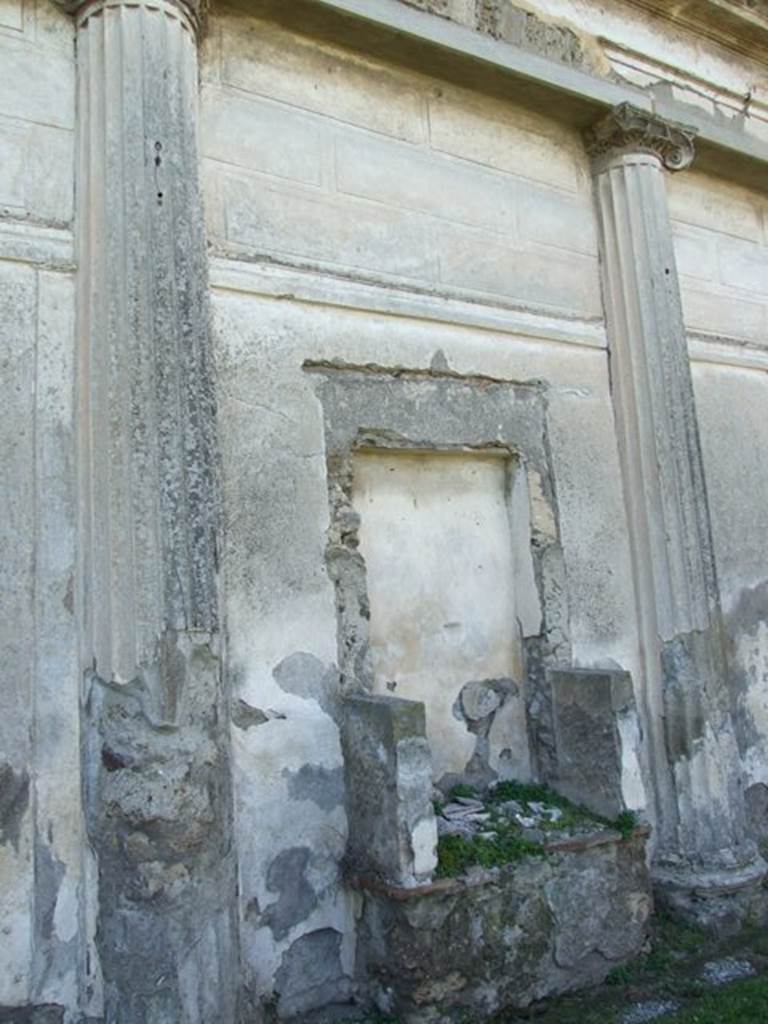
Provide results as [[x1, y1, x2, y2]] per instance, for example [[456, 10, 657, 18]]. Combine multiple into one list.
[[585, 103, 697, 172]]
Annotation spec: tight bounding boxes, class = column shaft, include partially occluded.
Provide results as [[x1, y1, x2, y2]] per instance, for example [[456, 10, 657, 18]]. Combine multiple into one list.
[[588, 105, 764, 924], [72, 1, 239, 1018]]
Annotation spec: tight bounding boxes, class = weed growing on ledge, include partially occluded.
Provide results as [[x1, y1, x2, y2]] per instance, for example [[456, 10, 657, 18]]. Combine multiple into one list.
[[489, 779, 637, 837], [435, 826, 544, 877], [434, 780, 638, 878]]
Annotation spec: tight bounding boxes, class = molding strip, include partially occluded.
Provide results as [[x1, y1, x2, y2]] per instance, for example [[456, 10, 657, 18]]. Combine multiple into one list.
[[209, 255, 609, 350], [0, 219, 74, 269]]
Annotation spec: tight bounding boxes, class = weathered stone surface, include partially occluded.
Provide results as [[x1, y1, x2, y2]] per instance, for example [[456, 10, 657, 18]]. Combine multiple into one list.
[[5, 0, 768, 1020], [274, 928, 352, 1020], [588, 106, 765, 922], [317, 367, 560, 786], [83, 634, 238, 1023], [700, 957, 756, 986], [0, 1007, 64, 1024], [550, 668, 633, 819], [71, 1, 239, 1019], [621, 1000, 681, 1024], [0, 766, 29, 852], [461, 681, 503, 721], [356, 830, 652, 1021], [341, 694, 437, 886]]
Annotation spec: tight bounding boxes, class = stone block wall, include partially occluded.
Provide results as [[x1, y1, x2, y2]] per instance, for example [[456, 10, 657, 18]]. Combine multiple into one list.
[[0, 0, 73, 226], [0, 3, 92, 1018], [201, 12, 600, 316], [669, 171, 768, 346], [667, 171, 768, 843]]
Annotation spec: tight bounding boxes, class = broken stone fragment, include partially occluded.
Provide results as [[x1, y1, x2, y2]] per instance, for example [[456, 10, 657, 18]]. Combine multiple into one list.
[[455, 796, 484, 809], [521, 828, 544, 844], [699, 958, 755, 986], [442, 803, 480, 818], [437, 818, 474, 837], [463, 812, 492, 824], [621, 1000, 682, 1024], [497, 799, 523, 815], [461, 681, 502, 721], [516, 815, 536, 828]]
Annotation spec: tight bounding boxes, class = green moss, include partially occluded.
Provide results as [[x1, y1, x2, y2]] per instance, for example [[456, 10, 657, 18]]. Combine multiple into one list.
[[435, 780, 638, 879], [605, 965, 631, 986], [614, 810, 638, 838], [666, 974, 768, 1022], [488, 780, 638, 837], [449, 783, 480, 800], [435, 822, 544, 878]]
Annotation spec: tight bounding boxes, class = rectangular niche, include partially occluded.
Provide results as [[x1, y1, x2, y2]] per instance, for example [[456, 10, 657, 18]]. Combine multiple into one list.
[[352, 448, 531, 785]]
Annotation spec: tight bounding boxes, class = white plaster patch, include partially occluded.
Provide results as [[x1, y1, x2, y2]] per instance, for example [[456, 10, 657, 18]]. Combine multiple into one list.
[[738, 621, 768, 787], [354, 450, 523, 780], [410, 817, 438, 879], [617, 709, 646, 812]]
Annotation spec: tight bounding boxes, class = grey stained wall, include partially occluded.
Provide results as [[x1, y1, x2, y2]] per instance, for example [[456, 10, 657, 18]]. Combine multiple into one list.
[[0, 0, 767, 1018], [200, 4, 768, 1008], [202, 10, 641, 1010], [0, 1, 92, 1017]]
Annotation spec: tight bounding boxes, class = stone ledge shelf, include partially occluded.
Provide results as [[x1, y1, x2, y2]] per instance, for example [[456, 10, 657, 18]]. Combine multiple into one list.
[[351, 827, 652, 1023]]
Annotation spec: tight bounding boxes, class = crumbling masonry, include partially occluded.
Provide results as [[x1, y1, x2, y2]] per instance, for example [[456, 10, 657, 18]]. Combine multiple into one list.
[[2, 0, 768, 1020]]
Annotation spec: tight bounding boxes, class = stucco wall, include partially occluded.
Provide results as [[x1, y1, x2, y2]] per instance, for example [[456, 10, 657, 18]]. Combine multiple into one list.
[[668, 169, 768, 829], [201, 12, 600, 315], [0, 0, 96, 1017], [201, 11, 643, 1009], [1, 0, 766, 1017]]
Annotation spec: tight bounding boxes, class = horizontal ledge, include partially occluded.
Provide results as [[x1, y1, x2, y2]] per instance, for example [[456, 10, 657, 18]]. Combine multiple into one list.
[[208, 254, 608, 350], [224, 0, 768, 192], [350, 826, 651, 900], [688, 333, 768, 373], [0, 219, 75, 269]]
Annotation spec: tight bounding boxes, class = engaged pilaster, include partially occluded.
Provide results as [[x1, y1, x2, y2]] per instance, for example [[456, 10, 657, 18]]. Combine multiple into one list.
[[586, 103, 765, 927], [57, 0, 239, 1018]]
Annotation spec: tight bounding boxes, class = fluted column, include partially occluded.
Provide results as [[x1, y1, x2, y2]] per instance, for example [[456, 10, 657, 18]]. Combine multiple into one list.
[[587, 104, 764, 925], [56, 0, 239, 1018]]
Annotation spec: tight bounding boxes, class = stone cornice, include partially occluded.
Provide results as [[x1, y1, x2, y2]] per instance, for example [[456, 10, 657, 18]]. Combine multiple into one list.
[[584, 103, 697, 172], [625, 0, 768, 61]]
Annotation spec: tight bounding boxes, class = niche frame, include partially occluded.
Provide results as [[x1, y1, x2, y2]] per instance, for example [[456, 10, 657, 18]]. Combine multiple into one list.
[[308, 361, 571, 779]]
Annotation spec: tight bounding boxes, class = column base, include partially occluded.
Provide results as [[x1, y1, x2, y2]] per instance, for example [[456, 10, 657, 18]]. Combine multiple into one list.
[[653, 853, 768, 934]]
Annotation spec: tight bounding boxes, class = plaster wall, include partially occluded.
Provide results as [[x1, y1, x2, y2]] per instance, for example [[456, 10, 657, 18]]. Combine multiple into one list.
[[202, 12, 601, 316], [0, 0, 766, 1019], [353, 449, 530, 783], [0, 2, 90, 1017], [669, 171, 768, 346], [672, 169, 768, 834], [202, 13, 645, 1009]]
